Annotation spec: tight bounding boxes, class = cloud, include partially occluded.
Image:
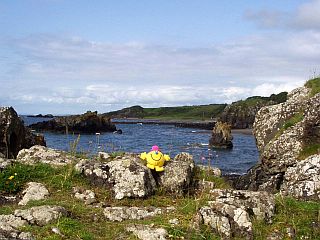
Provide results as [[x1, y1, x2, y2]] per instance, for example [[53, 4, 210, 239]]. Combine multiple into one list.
[[245, 0, 320, 31], [1, 26, 319, 114]]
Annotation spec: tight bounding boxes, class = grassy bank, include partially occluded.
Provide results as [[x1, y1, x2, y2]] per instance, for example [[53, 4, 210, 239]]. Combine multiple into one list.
[[1, 158, 319, 239]]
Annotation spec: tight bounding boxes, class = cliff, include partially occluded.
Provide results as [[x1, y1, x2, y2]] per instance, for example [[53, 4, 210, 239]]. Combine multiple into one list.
[[219, 92, 287, 128], [234, 78, 320, 201]]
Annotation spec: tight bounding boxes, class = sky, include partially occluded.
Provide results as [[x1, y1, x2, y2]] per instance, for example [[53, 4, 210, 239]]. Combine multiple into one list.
[[0, 0, 320, 115]]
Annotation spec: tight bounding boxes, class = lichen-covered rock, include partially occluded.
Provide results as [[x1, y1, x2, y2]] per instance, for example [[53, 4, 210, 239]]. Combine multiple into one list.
[[73, 187, 96, 205], [235, 82, 320, 198], [198, 189, 275, 239], [29, 110, 116, 133], [104, 206, 174, 222], [280, 154, 320, 200], [209, 121, 233, 148], [0, 106, 46, 158], [0, 214, 27, 232], [75, 153, 156, 199], [197, 165, 222, 177], [14, 205, 68, 226], [17, 145, 76, 166], [0, 157, 14, 170], [157, 152, 195, 195], [19, 182, 49, 206], [126, 224, 168, 240]]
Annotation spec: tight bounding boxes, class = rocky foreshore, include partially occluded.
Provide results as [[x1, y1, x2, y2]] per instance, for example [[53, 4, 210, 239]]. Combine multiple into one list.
[[29, 110, 117, 133]]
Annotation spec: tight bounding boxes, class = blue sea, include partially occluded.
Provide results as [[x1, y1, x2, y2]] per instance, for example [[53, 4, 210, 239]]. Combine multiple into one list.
[[21, 116, 258, 175]]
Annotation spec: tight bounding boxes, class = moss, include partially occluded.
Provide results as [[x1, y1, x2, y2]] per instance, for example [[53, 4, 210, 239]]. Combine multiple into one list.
[[298, 143, 320, 160], [305, 77, 320, 97]]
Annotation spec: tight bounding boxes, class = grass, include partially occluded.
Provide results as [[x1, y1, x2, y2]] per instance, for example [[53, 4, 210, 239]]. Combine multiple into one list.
[[253, 196, 320, 240], [305, 77, 320, 97], [274, 112, 304, 140], [1, 161, 319, 239]]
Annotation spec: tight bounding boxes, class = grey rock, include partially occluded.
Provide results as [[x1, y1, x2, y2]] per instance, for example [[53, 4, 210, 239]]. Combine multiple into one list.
[[104, 206, 174, 222], [0, 214, 27, 232], [75, 154, 156, 199], [198, 189, 275, 239], [126, 224, 168, 240], [17, 145, 76, 166], [0, 157, 14, 170], [19, 182, 49, 206], [14, 205, 67, 226], [98, 151, 110, 161], [157, 152, 195, 195], [280, 154, 320, 200], [197, 165, 222, 177], [73, 187, 96, 205]]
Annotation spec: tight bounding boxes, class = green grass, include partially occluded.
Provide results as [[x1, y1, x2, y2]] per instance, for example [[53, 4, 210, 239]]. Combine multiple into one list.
[[253, 196, 320, 240], [305, 77, 320, 97], [274, 112, 304, 140]]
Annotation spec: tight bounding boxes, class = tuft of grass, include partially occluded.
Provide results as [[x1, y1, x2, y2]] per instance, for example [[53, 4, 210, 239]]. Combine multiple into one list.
[[274, 112, 304, 140], [305, 77, 320, 97], [253, 195, 320, 240], [298, 143, 320, 160], [194, 166, 231, 189]]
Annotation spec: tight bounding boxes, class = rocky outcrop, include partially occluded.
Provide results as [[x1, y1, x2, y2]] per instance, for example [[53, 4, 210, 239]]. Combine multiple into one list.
[[209, 121, 233, 148], [104, 206, 175, 222], [235, 80, 320, 200], [29, 110, 116, 133], [126, 224, 168, 240], [0, 107, 46, 158], [0, 205, 67, 239], [75, 153, 157, 199], [197, 189, 275, 239], [157, 152, 195, 195], [17, 145, 76, 166], [18, 182, 49, 206], [219, 92, 287, 129]]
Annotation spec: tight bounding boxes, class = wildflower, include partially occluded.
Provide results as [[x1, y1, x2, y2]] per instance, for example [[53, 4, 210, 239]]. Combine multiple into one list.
[[8, 175, 14, 180]]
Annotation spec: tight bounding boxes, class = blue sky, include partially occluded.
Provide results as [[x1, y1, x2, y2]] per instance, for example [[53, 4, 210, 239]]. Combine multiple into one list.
[[1, 0, 319, 114]]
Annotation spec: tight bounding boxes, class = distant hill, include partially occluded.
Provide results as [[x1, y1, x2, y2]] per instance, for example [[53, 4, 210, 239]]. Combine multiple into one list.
[[103, 104, 227, 120], [102, 91, 287, 125]]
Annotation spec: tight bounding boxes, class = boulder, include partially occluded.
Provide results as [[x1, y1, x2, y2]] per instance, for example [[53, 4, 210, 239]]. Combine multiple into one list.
[[17, 145, 76, 166], [18, 182, 49, 206], [75, 153, 157, 199], [0, 106, 46, 158], [104, 206, 174, 222], [29, 110, 116, 133], [126, 224, 168, 240], [235, 81, 320, 199], [157, 152, 195, 195], [197, 189, 275, 239], [14, 205, 68, 226], [209, 122, 233, 149]]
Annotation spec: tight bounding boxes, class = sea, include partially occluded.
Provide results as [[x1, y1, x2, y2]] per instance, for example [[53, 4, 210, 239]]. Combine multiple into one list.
[[21, 116, 259, 175]]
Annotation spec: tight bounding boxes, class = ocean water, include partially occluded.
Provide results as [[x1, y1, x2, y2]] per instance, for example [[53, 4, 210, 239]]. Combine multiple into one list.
[[21, 116, 258, 175]]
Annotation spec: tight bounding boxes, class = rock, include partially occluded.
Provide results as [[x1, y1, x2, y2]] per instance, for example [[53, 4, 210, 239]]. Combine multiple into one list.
[[0, 157, 14, 170], [280, 154, 320, 200], [19, 182, 49, 206], [98, 151, 111, 161], [198, 189, 275, 239], [29, 110, 116, 133], [169, 218, 179, 226], [209, 121, 233, 149], [17, 145, 76, 166], [104, 206, 174, 222], [235, 81, 320, 199], [0, 214, 28, 232], [157, 152, 195, 195], [14, 205, 68, 226], [126, 224, 168, 240], [0, 106, 46, 158], [75, 153, 156, 199], [219, 92, 287, 129], [73, 187, 96, 205]]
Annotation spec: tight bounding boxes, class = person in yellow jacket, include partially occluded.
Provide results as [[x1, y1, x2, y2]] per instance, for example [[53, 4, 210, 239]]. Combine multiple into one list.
[[140, 145, 170, 172]]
